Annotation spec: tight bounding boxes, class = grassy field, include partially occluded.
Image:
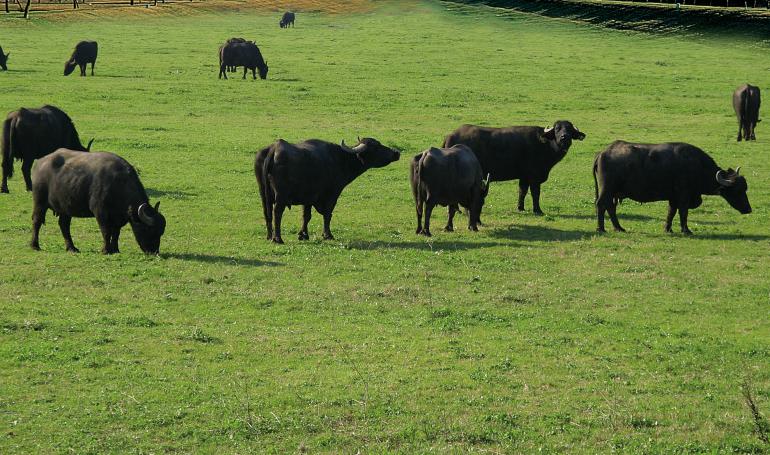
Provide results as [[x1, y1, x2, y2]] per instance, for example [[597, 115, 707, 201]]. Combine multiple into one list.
[[1, 1, 769, 452]]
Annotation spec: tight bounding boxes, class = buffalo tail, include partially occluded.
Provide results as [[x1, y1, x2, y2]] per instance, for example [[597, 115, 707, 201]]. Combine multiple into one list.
[[1, 117, 13, 179]]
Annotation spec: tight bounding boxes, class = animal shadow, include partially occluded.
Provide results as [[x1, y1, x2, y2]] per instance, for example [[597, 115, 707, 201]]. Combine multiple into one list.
[[344, 239, 508, 251], [146, 188, 197, 200], [489, 223, 593, 242]]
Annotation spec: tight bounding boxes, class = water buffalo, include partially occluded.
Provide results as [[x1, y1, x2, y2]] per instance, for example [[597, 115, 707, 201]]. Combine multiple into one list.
[[2, 105, 93, 193], [593, 141, 751, 235], [31, 149, 166, 254], [255, 137, 400, 243], [444, 120, 585, 215], [219, 40, 268, 80], [220, 37, 246, 73], [733, 84, 761, 141], [411, 144, 490, 236], [0, 46, 8, 71], [280, 11, 295, 28], [64, 41, 98, 76]]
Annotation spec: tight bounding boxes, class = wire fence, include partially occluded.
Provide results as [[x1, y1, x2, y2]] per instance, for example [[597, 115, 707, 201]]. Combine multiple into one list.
[[3, 0, 194, 17]]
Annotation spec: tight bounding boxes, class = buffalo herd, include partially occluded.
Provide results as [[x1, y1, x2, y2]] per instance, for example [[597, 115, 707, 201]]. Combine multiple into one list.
[[0, 13, 763, 254]]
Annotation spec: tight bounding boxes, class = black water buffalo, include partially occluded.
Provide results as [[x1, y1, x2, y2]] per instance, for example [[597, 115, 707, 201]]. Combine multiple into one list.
[[31, 149, 166, 254], [444, 120, 585, 215], [733, 84, 761, 141], [220, 37, 247, 73], [2, 105, 93, 193], [411, 144, 490, 236], [64, 41, 98, 76], [0, 46, 9, 71], [219, 40, 268, 80], [593, 141, 751, 235], [255, 137, 400, 243], [280, 11, 295, 28]]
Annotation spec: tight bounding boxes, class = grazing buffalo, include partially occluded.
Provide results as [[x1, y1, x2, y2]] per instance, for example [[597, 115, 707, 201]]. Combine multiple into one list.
[[411, 145, 490, 236], [593, 141, 751, 235], [0, 46, 9, 71], [255, 137, 400, 243], [733, 84, 761, 141], [64, 41, 98, 76], [2, 105, 93, 193], [31, 149, 166, 254], [280, 11, 295, 28], [219, 40, 268, 80], [444, 120, 585, 215]]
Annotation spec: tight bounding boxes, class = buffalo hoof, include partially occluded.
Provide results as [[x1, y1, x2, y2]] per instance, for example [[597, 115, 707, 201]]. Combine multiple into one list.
[[415, 227, 423, 235], [468, 225, 478, 232], [323, 233, 335, 241], [272, 237, 284, 244], [737, 136, 742, 142], [30, 242, 40, 251], [596, 228, 606, 234], [664, 227, 673, 233], [444, 225, 454, 232], [298, 232, 309, 241], [517, 206, 526, 212], [533, 210, 544, 216], [682, 229, 693, 236], [1, 187, 8, 194], [420, 230, 432, 237], [67, 246, 80, 253], [613, 227, 626, 233]]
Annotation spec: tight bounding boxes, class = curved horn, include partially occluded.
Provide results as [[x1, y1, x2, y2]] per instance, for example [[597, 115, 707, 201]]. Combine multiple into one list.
[[735, 166, 741, 176], [86, 138, 94, 151], [543, 126, 554, 134], [352, 142, 366, 152], [715, 170, 733, 187], [341, 139, 347, 147], [484, 173, 490, 185], [137, 203, 156, 226], [357, 135, 361, 143]]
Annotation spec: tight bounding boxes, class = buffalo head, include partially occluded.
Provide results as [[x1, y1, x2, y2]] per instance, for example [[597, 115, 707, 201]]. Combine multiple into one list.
[[347, 137, 400, 168], [0, 51, 8, 71], [63, 60, 77, 76], [542, 120, 585, 152], [716, 168, 752, 214], [258, 61, 269, 80], [129, 202, 167, 254]]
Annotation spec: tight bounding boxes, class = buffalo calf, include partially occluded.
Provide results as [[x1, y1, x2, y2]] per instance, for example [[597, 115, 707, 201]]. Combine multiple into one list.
[[594, 141, 751, 235], [280, 11, 295, 28], [256, 137, 400, 243], [411, 145, 489, 236], [64, 41, 98, 76], [219, 39, 268, 80], [733, 84, 761, 141], [31, 149, 166, 254]]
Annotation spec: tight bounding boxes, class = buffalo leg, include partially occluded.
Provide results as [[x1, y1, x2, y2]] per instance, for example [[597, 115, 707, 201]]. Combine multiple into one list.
[[261, 194, 273, 241], [664, 202, 677, 233], [517, 181, 529, 211], [90, 61, 95, 76], [607, 200, 625, 232], [98, 222, 117, 254], [21, 159, 33, 191], [272, 203, 286, 244], [219, 64, 227, 80], [445, 205, 457, 232], [298, 205, 311, 240], [678, 205, 692, 235], [79, 63, 86, 77], [750, 122, 756, 141], [242, 67, 247, 80], [58, 215, 79, 253], [737, 122, 743, 142], [252, 67, 257, 80], [30, 193, 48, 250], [321, 211, 335, 240], [1, 170, 8, 194], [415, 196, 424, 235], [422, 202, 435, 237], [531, 183, 543, 215], [110, 229, 120, 253]]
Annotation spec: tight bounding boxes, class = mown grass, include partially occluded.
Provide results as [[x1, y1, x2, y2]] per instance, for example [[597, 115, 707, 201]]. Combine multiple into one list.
[[1, 2, 769, 453]]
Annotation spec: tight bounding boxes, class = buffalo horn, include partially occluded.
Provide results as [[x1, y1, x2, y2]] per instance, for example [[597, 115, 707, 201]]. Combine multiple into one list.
[[735, 166, 741, 175], [484, 173, 490, 186], [543, 126, 554, 134], [86, 138, 94, 151], [715, 170, 733, 187], [137, 203, 156, 226]]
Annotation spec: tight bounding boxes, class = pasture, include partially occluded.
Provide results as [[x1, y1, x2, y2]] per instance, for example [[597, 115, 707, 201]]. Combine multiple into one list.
[[1, 1, 769, 452]]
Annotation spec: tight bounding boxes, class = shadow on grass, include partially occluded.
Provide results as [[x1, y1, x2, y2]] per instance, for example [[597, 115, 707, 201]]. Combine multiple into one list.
[[163, 252, 282, 267], [344, 239, 509, 251], [689, 233, 770, 241], [555, 212, 657, 222], [489, 224, 594, 241], [146, 188, 197, 200]]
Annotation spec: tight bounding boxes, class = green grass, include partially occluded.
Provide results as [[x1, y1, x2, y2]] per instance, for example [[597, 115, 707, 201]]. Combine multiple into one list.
[[1, 2, 769, 453]]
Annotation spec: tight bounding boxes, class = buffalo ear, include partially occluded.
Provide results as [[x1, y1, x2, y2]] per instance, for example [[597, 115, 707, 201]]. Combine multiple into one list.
[[574, 129, 586, 141], [542, 126, 556, 140], [127, 205, 137, 221], [757, 119, 762, 123]]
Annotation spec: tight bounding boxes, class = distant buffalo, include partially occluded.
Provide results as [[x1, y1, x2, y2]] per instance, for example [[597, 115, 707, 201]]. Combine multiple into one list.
[[31, 149, 166, 254], [411, 144, 490, 236], [444, 120, 585, 215], [593, 141, 751, 234], [0, 46, 9, 71], [64, 41, 98, 76], [733, 84, 761, 141], [280, 11, 295, 28], [255, 137, 400, 243], [2, 105, 92, 193], [219, 39, 268, 80]]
